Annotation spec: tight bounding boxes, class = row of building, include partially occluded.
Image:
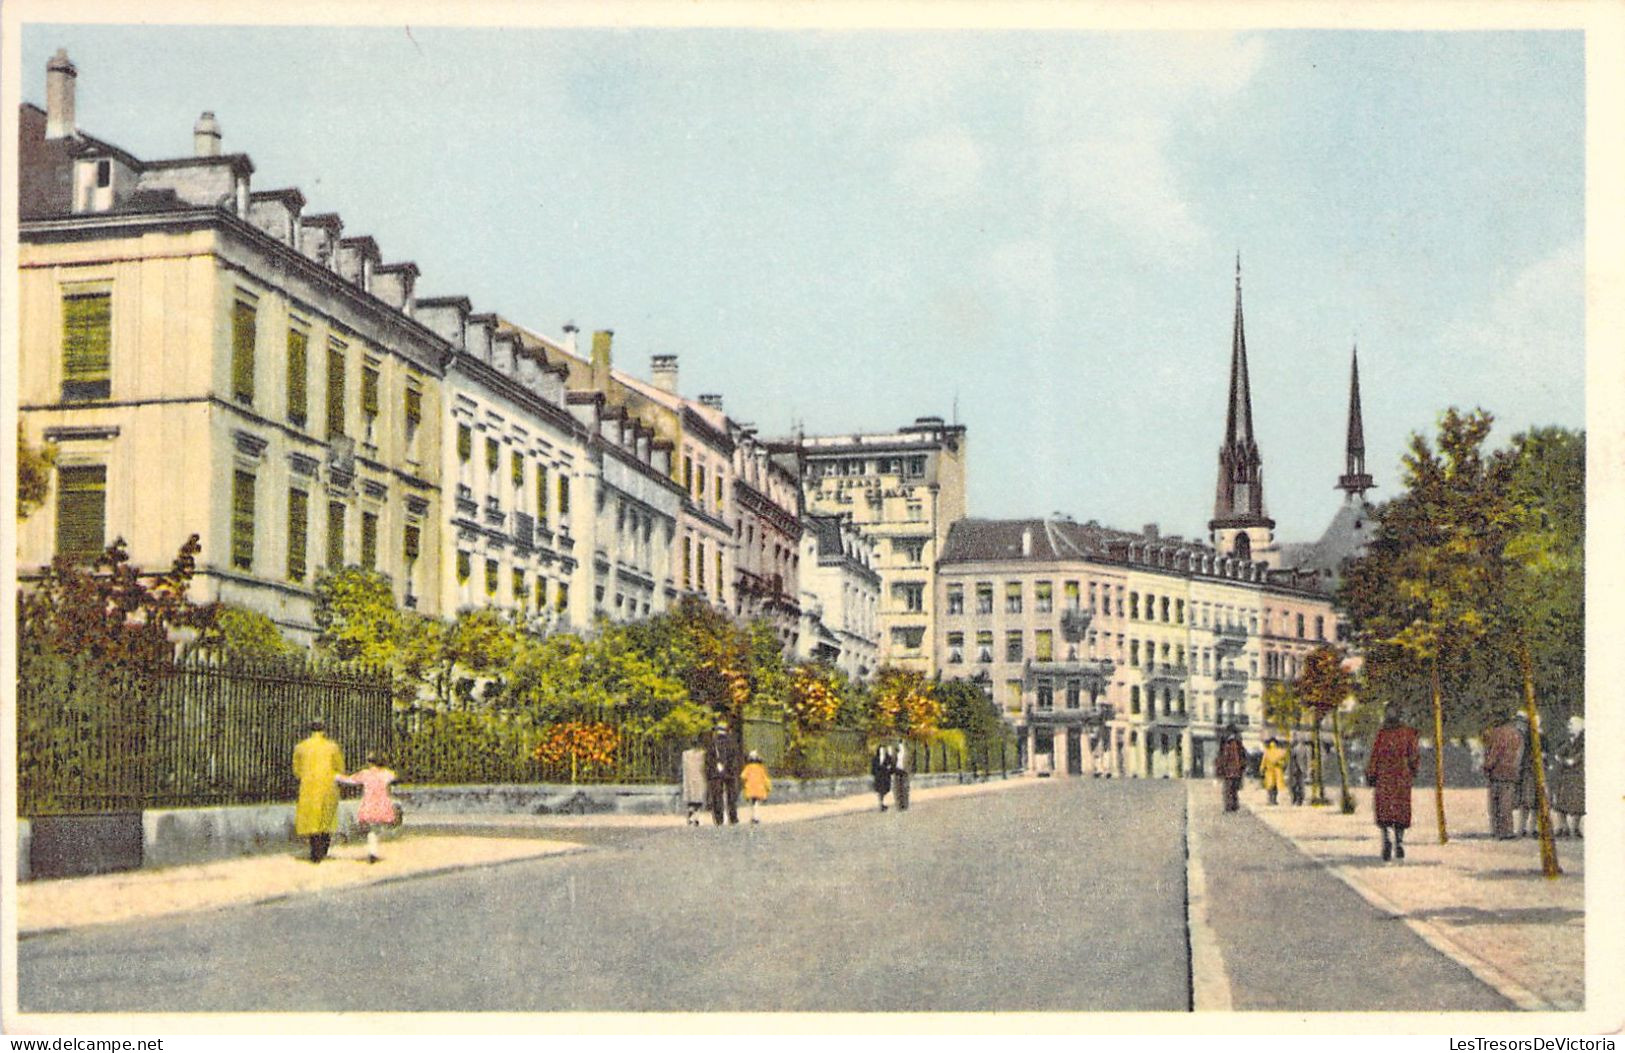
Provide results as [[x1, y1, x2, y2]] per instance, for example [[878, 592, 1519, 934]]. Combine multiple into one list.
[[17, 50, 1371, 777]]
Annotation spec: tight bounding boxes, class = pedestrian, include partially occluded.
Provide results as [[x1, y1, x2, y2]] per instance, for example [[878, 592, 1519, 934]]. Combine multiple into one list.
[[292, 719, 345, 863], [871, 742, 895, 812], [1481, 710, 1523, 840], [1551, 715, 1584, 839], [893, 738, 912, 811], [704, 722, 741, 826], [680, 742, 707, 826], [1215, 725, 1246, 813], [1512, 710, 1540, 838], [740, 750, 772, 825], [1365, 711, 1421, 862], [1260, 737, 1289, 806], [338, 752, 398, 864], [1288, 735, 1311, 806]]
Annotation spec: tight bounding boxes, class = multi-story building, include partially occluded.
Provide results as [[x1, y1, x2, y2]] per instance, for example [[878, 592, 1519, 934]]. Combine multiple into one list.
[[779, 417, 967, 674], [730, 424, 803, 648], [17, 52, 446, 639], [796, 513, 881, 681]]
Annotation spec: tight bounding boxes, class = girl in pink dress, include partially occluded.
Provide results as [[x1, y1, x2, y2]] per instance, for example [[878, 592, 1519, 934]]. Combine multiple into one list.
[[338, 753, 398, 863]]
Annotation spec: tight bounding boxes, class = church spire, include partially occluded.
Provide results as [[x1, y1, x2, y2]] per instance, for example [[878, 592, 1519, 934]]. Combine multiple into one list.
[[1337, 344, 1374, 499], [1212, 257, 1273, 535]]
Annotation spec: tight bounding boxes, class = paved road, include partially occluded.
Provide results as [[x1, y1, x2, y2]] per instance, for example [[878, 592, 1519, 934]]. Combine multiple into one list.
[[1190, 782, 1511, 1011], [20, 779, 1192, 1013]]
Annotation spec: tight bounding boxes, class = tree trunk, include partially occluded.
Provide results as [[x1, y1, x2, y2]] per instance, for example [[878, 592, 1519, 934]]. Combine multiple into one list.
[[1518, 640, 1561, 879], [1431, 657, 1449, 844], [1331, 706, 1355, 814], [1310, 713, 1329, 804]]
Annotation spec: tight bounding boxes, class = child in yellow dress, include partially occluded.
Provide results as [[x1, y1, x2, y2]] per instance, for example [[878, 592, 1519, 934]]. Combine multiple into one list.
[[740, 751, 772, 825]]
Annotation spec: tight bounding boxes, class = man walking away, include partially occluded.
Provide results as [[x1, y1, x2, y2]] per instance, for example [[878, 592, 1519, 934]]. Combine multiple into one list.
[[704, 723, 741, 826], [871, 743, 895, 812], [1216, 725, 1247, 813], [893, 739, 912, 811], [1365, 711, 1421, 862], [293, 719, 345, 863], [1288, 735, 1311, 806], [1482, 710, 1522, 840]]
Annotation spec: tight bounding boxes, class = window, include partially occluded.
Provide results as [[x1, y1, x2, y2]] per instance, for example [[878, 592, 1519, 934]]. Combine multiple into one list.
[[557, 475, 570, 516], [906, 456, 926, 477], [715, 474, 724, 509], [1066, 680, 1081, 709], [360, 511, 378, 570], [287, 488, 308, 581], [327, 502, 346, 568], [404, 524, 420, 579], [976, 631, 993, 663], [1130, 592, 1140, 619], [1131, 685, 1141, 715], [906, 500, 924, 521], [1005, 630, 1023, 662], [287, 329, 309, 426], [1315, 615, 1325, 641], [404, 386, 422, 453], [946, 585, 964, 615], [360, 365, 379, 439], [557, 580, 570, 612], [697, 540, 707, 590], [1130, 640, 1141, 667], [62, 291, 112, 400], [1064, 581, 1080, 609], [512, 451, 527, 490], [325, 343, 347, 439], [897, 582, 924, 613], [1088, 582, 1098, 611], [1005, 582, 1023, 614], [1296, 613, 1305, 638], [1035, 629, 1054, 662], [1161, 596, 1170, 622], [716, 550, 724, 597], [1035, 581, 1053, 613], [696, 465, 707, 502], [682, 536, 692, 588], [1036, 679, 1053, 711], [513, 568, 526, 603], [947, 632, 964, 664], [54, 464, 106, 560], [486, 438, 500, 477], [231, 299, 257, 405], [1176, 599, 1185, 624], [536, 464, 549, 523], [891, 626, 925, 650], [1004, 680, 1022, 712], [457, 423, 472, 464], [485, 559, 499, 596], [96, 159, 111, 187], [456, 549, 471, 584], [976, 583, 994, 615], [231, 469, 256, 571], [896, 538, 927, 563]]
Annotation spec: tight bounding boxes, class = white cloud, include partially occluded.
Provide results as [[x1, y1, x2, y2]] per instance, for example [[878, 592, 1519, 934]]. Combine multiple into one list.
[[1453, 239, 1583, 369]]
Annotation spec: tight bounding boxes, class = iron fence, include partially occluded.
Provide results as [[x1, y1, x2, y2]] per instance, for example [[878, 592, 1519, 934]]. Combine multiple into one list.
[[18, 651, 394, 815]]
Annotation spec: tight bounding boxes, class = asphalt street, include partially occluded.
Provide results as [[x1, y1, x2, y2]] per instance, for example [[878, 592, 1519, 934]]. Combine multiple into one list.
[[20, 779, 1192, 1013]]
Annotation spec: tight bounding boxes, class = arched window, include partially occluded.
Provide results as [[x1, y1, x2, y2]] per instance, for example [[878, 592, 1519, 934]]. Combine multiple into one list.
[[1233, 533, 1251, 559]]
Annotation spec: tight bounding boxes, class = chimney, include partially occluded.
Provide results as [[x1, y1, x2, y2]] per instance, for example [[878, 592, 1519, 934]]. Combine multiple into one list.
[[651, 354, 679, 394], [591, 329, 614, 393], [563, 323, 580, 356], [46, 49, 77, 140], [194, 111, 222, 157], [1144, 523, 1160, 541], [698, 393, 723, 411], [1021, 527, 1033, 557]]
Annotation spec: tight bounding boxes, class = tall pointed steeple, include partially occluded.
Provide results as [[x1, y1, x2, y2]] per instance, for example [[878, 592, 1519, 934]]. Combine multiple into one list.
[[1337, 344, 1375, 499], [1210, 256, 1275, 564]]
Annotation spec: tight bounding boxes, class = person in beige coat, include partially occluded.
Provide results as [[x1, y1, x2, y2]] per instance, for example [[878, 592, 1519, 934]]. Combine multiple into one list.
[[293, 719, 345, 863]]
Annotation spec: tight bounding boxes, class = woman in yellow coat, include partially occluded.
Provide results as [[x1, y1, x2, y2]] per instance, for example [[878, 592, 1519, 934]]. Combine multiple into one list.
[[292, 719, 345, 862], [740, 750, 772, 825], [1260, 737, 1289, 806]]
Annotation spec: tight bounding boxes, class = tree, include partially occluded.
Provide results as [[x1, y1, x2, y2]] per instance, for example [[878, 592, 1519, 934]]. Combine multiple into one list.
[[17, 425, 56, 520], [1296, 645, 1356, 814], [198, 603, 299, 660], [312, 566, 439, 707], [867, 667, 943, 741]]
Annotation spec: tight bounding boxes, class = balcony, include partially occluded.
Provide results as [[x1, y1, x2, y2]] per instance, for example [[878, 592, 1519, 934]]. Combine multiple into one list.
[[1212, 622, 1251, 657], [1059, 607, 1093, 642], [1143, 662, 1189, 684]]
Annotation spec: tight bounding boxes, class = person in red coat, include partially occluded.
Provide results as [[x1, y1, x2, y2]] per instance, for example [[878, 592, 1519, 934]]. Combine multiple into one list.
[[1365, 711, 1421, 862], [1215, 725, 1247, 813]]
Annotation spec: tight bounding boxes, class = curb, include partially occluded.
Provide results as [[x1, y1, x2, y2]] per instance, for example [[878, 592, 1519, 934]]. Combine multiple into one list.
[[1184, 781, 1234, 1011], [1241, 800, 1558, 1012]]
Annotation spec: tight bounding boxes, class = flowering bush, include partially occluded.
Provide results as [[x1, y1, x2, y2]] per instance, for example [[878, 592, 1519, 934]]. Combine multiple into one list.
[[533, 720, 621, 781]]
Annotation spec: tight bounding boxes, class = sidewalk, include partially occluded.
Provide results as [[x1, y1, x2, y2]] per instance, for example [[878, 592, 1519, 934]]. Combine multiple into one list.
[[1240, 784, 1584, 1011], [17, 775, 1034, 937]]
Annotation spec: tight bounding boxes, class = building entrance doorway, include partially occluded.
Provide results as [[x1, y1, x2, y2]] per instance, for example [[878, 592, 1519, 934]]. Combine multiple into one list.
[[1066, 727, 1083, 775]]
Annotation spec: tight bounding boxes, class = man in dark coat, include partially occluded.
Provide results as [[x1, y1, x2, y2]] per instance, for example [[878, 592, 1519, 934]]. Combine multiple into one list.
[[1365, 711, 1421, 861], [704, 722, 741, 826], [1482, 711, 1523, 840], [871, 744, 895, 812], [1512, 711, 1540, 837], [1215, 725, 1247, 813]]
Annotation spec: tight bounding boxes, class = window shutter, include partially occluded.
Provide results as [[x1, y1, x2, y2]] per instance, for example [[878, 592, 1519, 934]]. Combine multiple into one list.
[[62, 292, 112, 399], [457, 550, 471, 583], [231, 300, 257, 404], [287, 488, 308, 581], [404, 524, 421, 561], [457, 423, 472, 462], [512, 568, 525, 601], [485, 559, 498, 595], [287, 330, 308, 425], [361, 366, 379, 416], [405, 386, 422, 427], [326, 346, 347, 438], [512, 451, 525, 488], [536, 464, 548, 522], [486, 438, 500, 474], [558, 474, 570, 515], [361, 511, 378, 570], [54, 465, 107, 560], [231, 470, 256, 570], [327, 501, 346, 568]]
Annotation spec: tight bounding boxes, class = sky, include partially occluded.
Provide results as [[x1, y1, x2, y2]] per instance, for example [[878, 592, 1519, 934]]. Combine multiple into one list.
[[15, 23, 1585, 546]]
